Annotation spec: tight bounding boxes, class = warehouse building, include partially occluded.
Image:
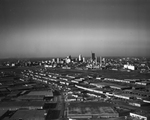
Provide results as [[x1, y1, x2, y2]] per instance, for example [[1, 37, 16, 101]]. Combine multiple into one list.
[[130, 111, 150, 120], [9, 110, 46, 120], [0, 101, 45, 110], [67, 102, 119, 119]]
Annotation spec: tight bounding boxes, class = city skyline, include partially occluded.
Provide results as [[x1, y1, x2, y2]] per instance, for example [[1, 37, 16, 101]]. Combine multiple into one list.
[[0, 0, 150, 58]]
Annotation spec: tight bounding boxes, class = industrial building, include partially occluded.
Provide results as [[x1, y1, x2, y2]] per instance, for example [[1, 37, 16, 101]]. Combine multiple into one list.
[[130, 111, 150, 120], [9, 110, 46, 120], [67, 102, 119, 119], [0, 101, 45, 110]]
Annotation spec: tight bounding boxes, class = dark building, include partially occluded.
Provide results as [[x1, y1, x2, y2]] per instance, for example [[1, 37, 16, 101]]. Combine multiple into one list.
[[68, 55, 72, 60], [97, 57, 100, 63], [91, 53, 95, 61]]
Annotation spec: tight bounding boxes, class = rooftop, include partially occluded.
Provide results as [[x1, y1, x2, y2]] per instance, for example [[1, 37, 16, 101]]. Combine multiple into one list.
[[68, 106, 118, 116], [69, 101, 114, 108], [91, 82, 131, 89], [113, 92, 145, 99], [0, 110, 7, 117], [131, 111, 150, 117], [27, 90, 53, 97], [0, 101, 44, 110], [17, 95, 44, 100], [9, 110, 46, 120]]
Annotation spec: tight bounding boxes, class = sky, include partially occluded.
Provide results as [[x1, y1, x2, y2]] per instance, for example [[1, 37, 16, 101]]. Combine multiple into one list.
[[0, 0, 150, 58]]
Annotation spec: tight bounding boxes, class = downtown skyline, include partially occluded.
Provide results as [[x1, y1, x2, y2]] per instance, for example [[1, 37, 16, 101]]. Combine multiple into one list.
[[0, 0, 150, 58]]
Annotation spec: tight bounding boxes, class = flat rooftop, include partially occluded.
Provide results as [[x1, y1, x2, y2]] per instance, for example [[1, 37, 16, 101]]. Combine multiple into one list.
[[68, 106, 117, 115], [0, 101, 44, 110], [131, 111, 150, 117], [113, 92, 145, 99], [9, 110, 46, 120], [69, 102, 114, 108], [91, 82, 131, 89], [0, 110, 7, 117], [17, 95, 44, 100], [27, 90, 53, 97], [123, 89, 150, 96]]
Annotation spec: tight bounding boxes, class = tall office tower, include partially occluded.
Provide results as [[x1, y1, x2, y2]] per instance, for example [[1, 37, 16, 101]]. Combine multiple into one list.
[[66, 58, 71, 63], [83, 57, 86, 62], [102, 57, 105, 64], [66, 55, 71, 59], [52, 58, 55, 63], [97, 57, 100, 63], [91, 52, 96, 61], [68, 55, 72, 60], [66, 56, 71, 63], [79, 54, 83, 62], [100, 56, 102, 66], [57, 58, 60, 63]]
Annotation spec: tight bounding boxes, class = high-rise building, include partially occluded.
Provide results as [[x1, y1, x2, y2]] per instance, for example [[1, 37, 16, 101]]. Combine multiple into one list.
[[57, 58, 60, 63], [66, 58, 71, 63], [102, 57, 105, 64], [67, 55, 71, 60], [97, 57, 100, 63], [68, 55, 72, 60], [52, 58, 55, 63], [66, 56, 71, 63], [91, 52, 95, 61], [79, 54, 83, 62], [100, 56, 102, 66], [83, 57, 86, 62]]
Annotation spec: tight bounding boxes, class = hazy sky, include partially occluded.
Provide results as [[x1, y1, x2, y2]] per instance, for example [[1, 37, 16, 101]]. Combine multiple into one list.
[[0, 0, 150, 58]]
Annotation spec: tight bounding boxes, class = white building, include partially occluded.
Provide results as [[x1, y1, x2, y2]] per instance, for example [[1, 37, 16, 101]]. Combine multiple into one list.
[[83, 57, 86, 62], [130, 112, 150, 120], [124, 64, 135, 70], [79, 54, 83, 62]]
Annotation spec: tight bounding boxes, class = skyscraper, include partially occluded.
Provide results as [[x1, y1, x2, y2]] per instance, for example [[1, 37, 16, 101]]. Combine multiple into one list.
[[57, 58, 60, 63], [100, 56, 102, 66], [79, 54, 83, 62], [97, 57, 100, 63], [83, 57, 86, 62], [66, 55, 71, 63], [91, 52, 95, 61], [102, 57, 105, 64]]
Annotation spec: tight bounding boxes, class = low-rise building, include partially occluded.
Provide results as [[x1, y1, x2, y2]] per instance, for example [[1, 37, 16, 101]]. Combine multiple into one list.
[[0, 101, 45, 110], [128, 100, 150, 107], [130, 111, 150, 120], [68, 102, 119, 119], [9, 110, 46, 120]]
